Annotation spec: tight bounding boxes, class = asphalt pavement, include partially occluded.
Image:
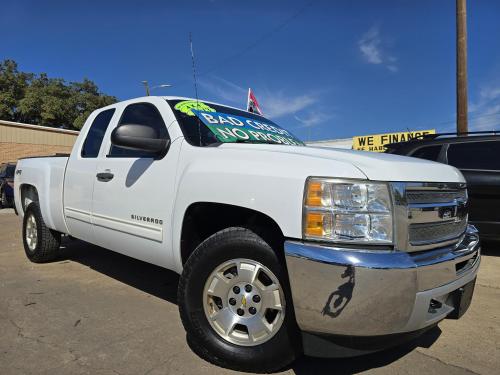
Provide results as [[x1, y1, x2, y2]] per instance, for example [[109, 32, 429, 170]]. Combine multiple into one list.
[[0, 209, 499, 374]]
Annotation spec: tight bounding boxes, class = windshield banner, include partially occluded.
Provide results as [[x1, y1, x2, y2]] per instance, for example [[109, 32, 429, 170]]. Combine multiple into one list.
[[192, 110, 303, 145]]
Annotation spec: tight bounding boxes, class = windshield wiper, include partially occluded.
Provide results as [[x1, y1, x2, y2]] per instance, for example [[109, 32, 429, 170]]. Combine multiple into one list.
[[233, 139, 275, 144]]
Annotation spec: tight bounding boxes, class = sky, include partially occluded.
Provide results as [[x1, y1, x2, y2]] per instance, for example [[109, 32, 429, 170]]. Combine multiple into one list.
[[2, 0, 500, 141]]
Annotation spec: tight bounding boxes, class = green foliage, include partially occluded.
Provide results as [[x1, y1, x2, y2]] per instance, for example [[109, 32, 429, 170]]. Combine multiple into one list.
[[0, 60, 117, 130]]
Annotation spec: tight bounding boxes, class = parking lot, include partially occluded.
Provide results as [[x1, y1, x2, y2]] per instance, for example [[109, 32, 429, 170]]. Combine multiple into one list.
[[0, 209, 499, 375]]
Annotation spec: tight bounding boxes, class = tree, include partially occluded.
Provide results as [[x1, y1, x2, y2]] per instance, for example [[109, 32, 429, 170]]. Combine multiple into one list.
[[0, 59, 117, 129], [69, 79, 116, 129], [0, 60, 32, 121], [17, 73, 49, 125]]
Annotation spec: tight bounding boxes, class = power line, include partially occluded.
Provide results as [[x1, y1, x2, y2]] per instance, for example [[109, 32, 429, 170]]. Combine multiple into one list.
[[198, 0, 316, 78], [171, 0, 316, 89]]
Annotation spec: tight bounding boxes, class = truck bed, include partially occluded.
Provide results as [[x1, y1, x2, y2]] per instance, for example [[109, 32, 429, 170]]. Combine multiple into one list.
[[14, 156, 69, 234]]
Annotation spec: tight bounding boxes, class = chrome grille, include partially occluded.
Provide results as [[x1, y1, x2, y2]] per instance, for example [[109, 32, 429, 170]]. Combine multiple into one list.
[[406, 190, 467, 204], [391, 182, 468, 252], [409, 220, 468, 245]]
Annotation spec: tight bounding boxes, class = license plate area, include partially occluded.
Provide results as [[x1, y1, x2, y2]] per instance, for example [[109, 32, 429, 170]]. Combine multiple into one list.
[[447, 277, 476, 319]]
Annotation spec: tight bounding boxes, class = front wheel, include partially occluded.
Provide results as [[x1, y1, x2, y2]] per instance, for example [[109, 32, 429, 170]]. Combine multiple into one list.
[[178, 227, 300, 373]]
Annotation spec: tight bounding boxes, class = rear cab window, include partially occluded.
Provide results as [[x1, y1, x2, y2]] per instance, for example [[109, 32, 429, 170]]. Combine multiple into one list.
[[81, 109, 116, 158], [166, 99, 304, 147]]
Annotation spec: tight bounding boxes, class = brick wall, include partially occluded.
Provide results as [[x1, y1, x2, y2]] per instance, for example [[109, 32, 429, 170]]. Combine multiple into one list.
[[0, 142, 73, 164], [0, 120, 79, 165]]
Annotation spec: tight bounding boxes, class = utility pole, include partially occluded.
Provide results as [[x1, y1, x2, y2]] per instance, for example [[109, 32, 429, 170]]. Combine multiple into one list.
[[141, 81, 171, 96], [142, 81, 150, 96], [456, 0, 468, 134]]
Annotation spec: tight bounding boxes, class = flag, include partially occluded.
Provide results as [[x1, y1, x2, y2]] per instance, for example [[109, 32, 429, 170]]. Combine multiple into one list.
[[247, 88, 263, 115]]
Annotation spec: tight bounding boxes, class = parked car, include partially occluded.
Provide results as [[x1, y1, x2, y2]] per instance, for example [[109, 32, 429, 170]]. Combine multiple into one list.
[[0, 162, 16, 208], [386, 132, 500, 242], [13, 97, 480, 372]]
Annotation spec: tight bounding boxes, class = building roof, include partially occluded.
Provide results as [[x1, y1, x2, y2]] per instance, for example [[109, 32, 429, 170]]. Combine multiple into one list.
[[0, 119, 79, 135], [307, 138, 353, 144], [307, 138, 353, 149]]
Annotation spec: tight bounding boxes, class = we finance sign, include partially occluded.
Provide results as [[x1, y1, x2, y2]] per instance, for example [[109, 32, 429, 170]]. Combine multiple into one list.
[[353, 130, 436, 152]]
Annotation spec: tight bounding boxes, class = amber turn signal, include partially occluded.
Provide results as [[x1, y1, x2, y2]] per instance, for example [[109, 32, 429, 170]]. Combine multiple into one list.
[[306, 182, 324, 207], [305, 212, 330, 237]]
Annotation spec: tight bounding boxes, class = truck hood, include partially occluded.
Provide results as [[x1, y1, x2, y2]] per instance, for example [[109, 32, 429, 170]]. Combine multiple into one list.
[[219, 143, 465, 183]]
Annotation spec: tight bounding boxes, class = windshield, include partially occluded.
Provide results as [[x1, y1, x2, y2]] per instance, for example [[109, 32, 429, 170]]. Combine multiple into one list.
[[5, 165, 15, 178], [167, 99, 304, 147]]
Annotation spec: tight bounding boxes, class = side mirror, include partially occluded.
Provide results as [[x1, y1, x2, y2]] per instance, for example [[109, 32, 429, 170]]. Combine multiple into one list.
[[111, 124, 169, 154]]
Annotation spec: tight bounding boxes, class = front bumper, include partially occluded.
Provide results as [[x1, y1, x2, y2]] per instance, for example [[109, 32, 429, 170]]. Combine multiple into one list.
[[284, 225, 480, 337]]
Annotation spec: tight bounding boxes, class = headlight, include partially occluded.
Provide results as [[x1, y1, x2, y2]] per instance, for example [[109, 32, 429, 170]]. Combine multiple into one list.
[[303, 178, 393, 244]]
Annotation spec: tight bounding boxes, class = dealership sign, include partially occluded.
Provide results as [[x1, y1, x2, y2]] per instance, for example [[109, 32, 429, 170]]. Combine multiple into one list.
[[193, 110, 304, 145], [353, 129, 436, 152]]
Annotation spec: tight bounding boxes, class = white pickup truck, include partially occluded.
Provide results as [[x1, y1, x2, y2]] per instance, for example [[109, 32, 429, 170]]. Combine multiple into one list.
[[14, 96, 480, 372]]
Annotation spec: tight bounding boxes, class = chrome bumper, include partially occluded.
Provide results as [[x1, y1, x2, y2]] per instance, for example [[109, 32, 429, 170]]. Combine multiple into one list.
[[284, 225, 480, 337]]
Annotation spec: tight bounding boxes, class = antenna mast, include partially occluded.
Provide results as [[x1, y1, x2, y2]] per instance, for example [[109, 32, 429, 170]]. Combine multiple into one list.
[[189, 32, 202, 145], [189, 32, 199, 103]]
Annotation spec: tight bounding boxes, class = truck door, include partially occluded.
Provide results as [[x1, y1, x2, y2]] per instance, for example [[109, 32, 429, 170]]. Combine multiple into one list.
[[63, 108, 116, 243], [91, 99, 180, 267]]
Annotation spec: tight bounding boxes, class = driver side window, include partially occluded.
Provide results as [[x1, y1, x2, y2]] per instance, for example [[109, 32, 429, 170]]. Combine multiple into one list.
[[109, 102, 169, 157]]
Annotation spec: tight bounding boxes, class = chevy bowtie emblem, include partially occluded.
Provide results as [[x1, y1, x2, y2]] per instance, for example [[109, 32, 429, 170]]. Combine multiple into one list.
[[241, 296, 247, 307], [439, 203, 459, 221], [442, 210, 452, 219]]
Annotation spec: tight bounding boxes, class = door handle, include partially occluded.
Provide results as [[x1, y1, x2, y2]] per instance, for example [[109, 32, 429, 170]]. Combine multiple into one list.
[[96, 172, 114, 182]]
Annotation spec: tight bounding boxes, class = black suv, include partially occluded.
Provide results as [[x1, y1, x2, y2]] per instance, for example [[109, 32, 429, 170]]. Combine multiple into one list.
[[385, 132, 500, 242], [0, 162, 16, 208]]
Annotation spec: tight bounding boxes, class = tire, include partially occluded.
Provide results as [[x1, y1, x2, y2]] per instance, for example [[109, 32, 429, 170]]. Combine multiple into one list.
[[178, 227, 300, 373], [22, 202, 61, 263], [2, 190, 12, 208]]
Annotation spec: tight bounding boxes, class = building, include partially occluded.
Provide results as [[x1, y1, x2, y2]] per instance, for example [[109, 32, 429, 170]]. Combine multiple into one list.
[[306, 138, 353, 149], [0, 120, 79, 164]]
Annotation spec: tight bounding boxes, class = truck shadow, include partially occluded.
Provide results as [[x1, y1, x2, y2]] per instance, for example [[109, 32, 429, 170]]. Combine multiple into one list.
[[58, 238, 442, 374], [291, 327, 441, 374], [481, 240, 499, 257], [58, 237, 179, 305]]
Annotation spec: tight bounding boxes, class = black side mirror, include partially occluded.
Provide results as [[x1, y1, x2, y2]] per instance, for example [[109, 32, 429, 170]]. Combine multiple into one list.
[[111, 124, 170, 154]]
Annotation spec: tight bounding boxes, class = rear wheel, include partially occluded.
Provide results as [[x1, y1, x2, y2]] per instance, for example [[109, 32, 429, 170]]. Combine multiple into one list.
[[22, 202, 61, 263], [178, 227, 299, 372]]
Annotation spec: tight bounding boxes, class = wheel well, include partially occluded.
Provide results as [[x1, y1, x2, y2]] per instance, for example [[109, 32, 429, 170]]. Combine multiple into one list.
[[180, 202, 285, 265], [20, 184, 39, 213]]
